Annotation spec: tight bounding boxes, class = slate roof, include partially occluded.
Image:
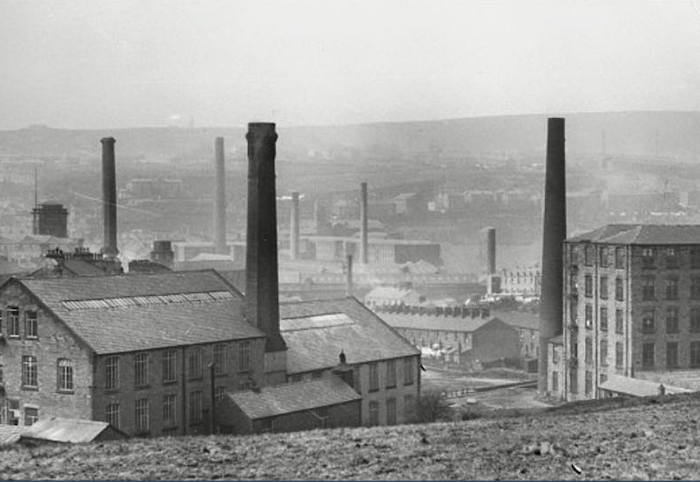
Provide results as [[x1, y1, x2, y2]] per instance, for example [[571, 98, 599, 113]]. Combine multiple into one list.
[[21, 417, 127, 443], [280, 298, 420, 374], [492, 311, 540, 330], [567, 224, 700, 245], [599, 374, 690, 397], [379, 312, 506, 333], [16, 270, 262, 354], [226, 377, 361, 419], [0, 425, 23, 445]]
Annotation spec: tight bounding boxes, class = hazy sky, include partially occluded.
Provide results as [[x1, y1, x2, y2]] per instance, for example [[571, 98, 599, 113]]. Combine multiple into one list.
[[2, 1, 700, 129]]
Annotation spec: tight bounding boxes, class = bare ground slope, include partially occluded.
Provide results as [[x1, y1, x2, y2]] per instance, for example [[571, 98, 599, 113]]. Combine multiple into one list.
[[3, 394, 700, 480]]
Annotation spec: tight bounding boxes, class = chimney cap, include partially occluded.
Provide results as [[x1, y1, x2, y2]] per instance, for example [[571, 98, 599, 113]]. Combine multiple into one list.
[[339, 350, 347, 365], [100, 137, 116, 143]]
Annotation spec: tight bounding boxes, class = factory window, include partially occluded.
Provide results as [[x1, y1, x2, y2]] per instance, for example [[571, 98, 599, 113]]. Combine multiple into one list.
[[369, 362, 379, 392], [569, 246, 579, 265], [106, 403, 120, 429], [584, 275, 593, 297], [599, 247, 609, 267], [386, 360, 397, 388], [570, 336, 578, 359], [615, 247, 625, 269], [600, 339, 608, 366], [642, 248, 655, 269], [691, 249, 700, 269], [666, 247, 679, 269], [105, 356, 120, 391], [642, 343, 655, 369], [162, 394, 177, 427], [134, 353, 149, 388], [666, 307, 679, 334], [584, 245, 593, 266], [615, 277, 624, 301], [569, 371, 578, 394], [615, 309, 624, 334], [215, 386, 227, 401], [8, 306, 19, 337], [135, 398, 150, 434], [642, 310, 655, 334], [238, 340, 251, 373], [57, 358, 74, 392], [666, 278, 679, 300], [22, 356, 37, 389], [24, 407, 39, 426], [570, 302, 578, 324], [691, 308, 700, 333], [552, 346, 560, 363], [368, 401, 379, 426], [189, 390, 203, 424], [666, 342, 679, 369], [569, 271, 578, 295], [24, 311, 38, 339], [403, 358, 414, 385], [551, 371, 559, 392], [691, 342, 700, 368], [213, 344, 227, 375], [584, 304, 593, 329], [585, 337, 592, 364], [691, 277, 700, 300], [600, 307, 608, 331], [188, 347, 203, 380], [600, 276, 608, 299], [386, 398, 397, 425], [615, 342, 624, 368], [162, 349, 177, 383], [585, 371, 593, 397], [642, 276, 655, 300]]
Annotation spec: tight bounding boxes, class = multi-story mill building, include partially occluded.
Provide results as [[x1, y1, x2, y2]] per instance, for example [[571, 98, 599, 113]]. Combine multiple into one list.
[[550, 224, 700, 400]]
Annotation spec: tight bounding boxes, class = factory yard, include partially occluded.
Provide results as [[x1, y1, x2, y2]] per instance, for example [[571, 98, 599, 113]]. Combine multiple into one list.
[[2, 393, 700, 480]]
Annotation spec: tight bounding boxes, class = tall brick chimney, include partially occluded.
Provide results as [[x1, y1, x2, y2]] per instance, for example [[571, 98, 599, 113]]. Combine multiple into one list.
[[359, 182, 369, 264], [538, 117, 567, 394], [100, 137, 118, 259], [245, 123, 287, 384], [483, 226, 496, 275], [214, 137, 227, 254], [290, 191, 300, 260]]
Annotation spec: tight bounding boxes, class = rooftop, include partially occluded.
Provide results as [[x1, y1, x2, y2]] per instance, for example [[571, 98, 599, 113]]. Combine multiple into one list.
[[280, 298, 420, 374], [567, 224, 700, 245], [22, 417, 127, 444], [225, 377, 361, 420]]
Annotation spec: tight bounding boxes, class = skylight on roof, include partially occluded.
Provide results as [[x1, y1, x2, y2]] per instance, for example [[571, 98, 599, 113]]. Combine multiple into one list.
[[61, 291, 235, 311], [281, 313, 355, 331]]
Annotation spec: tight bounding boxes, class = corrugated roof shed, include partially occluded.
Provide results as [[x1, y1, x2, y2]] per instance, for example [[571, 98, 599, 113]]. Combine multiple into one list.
[[379, 312, 497, 332], [226, 377, 361, 420], [21, 417, 127, 443], [280, 298, 419, 374], [567, 224, 700, 245]]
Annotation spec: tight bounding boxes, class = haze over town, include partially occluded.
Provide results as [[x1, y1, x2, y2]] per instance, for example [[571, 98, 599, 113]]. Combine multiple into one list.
[[3, 1, 700, 480]]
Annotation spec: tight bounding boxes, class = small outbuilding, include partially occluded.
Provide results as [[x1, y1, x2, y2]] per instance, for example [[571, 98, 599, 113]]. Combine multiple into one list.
[[217, 377, 362, 435], [20, 417, 128, 444]]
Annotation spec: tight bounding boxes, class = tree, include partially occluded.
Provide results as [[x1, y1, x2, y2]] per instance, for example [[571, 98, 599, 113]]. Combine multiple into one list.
[[409, 390, 451, 423]]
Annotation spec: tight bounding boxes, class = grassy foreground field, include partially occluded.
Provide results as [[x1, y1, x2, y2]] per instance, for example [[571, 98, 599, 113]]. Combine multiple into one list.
[[2, 394, 700, 480]]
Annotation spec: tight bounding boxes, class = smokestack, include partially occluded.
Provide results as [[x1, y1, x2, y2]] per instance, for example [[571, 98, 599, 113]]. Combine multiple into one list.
[[346, 254, 353, 297], [245, 123, 287, 369], [483, 227, 496, 275], [538, 118, 566, 394], [290, 191, 300, 260], [359, 182, 368, 264], [100, 137, 118, 259], [314, 198, 327, 235], [214, 137, 227, 254]]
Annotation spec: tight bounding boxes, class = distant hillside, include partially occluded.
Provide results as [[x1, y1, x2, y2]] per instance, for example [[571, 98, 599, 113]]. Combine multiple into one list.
[[4, 393, 700, 480], [2, 111, 700, 161]]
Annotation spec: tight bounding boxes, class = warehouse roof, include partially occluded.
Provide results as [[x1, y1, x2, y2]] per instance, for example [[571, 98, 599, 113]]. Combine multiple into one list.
[[225, 377, 361, 420], [567, 224, 700, 245], [379, 312, 513, 333], [280, 298, 420, 374], [9, 270, 262, 354]]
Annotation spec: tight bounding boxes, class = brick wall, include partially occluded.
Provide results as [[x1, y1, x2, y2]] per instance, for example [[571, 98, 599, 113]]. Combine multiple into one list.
[[91, 337, 265, 437], [0, 281, 94, 425]]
